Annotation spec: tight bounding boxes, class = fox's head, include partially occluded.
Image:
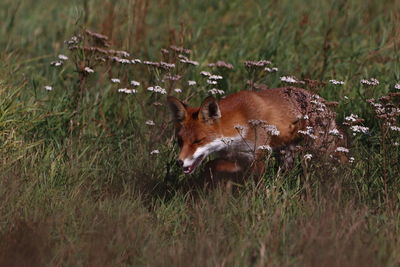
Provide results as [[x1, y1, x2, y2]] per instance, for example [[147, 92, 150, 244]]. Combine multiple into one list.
[[167, 96, 223, 174]]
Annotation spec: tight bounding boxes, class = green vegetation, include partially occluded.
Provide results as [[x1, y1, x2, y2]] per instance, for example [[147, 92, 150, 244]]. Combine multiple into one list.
[[0, 0, 399, 265]]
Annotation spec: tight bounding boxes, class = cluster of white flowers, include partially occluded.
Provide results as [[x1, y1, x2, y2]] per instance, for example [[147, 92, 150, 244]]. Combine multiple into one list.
[[58, 54, 68, 61], [113, 50, 130, 58], [178, 55, 199, 66], [298, 126, 317, 139], [118, 88, 137, 94], [304, 154, 313, 160], [200, 71, 211, 77], [145, 120, 155, 126], [368, 100, 385, 115], [188, 80, 197, 86], [130, 80, 140, 87], [110, 56, 131, 64], [262, 124, 280, 136], [390, 126, 400, 132], [150, 150, 160, 155], [50, 61, 63, 67], [350, 125, 369, 135], [280, 76, 298, 83], [209, 75, 223, 80], [265, 67, 278, 72], [310, 96, 327, 112], [345, 114, 360, 122], [147, 86, 166, 94], [258, 145, 272, 152], [65, 35, 80, 46], [84, 67, 94, 73], [207, 80, 218, 85], [328, 129, 343, 139], [335, 147, 349, 153], [111, 78, 121, 83], [208, 88, 225, 95], [360, 78, 379, 86], [174, 88, 182, 93], [244, 60, 271, 68], [44, 85, 53, 91], [160, 61, 176, 69], [395, 83, 400, 90], [329, 79, 345, 85]]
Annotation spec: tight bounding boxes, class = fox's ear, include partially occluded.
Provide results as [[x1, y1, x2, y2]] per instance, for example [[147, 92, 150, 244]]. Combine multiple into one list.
[[167, 96, 187, 122], [199, 96, 221, 122]]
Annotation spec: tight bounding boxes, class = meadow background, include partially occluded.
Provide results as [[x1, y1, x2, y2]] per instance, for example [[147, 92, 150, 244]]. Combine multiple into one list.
[[0, 0, 400, 266]]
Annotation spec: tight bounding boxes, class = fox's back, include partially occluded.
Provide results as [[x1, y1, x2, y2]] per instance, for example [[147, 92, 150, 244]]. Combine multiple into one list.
[[218, 87, 312, 145]]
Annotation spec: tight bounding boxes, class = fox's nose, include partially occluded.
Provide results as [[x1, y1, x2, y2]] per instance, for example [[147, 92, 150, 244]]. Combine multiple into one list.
[[176, 160, 184, 167]]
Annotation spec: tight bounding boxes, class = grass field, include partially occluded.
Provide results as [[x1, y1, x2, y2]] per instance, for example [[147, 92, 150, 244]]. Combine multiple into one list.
[[1, 0, 400, 266]]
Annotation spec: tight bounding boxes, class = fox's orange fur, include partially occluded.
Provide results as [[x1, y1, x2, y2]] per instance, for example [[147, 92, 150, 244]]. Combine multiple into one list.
[[167, 87, 346, 179]]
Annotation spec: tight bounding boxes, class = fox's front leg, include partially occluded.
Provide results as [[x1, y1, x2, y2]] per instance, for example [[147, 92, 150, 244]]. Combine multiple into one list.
[[202, 158, 243, 187], [202, 157, 265, 187]]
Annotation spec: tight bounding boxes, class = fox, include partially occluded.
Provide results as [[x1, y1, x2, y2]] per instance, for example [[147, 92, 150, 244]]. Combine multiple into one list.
[[167, 86, 347, 179]]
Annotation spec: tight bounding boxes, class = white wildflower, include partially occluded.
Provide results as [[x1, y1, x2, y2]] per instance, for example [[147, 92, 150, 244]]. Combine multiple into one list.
[[188, 80, 197, 86], [280, 76, 298, 83], [350, 125, 369, 135], [304, 154, 313, 160], [118, 88, 137, 94], [265, 67, 278, 72], [174, 88, 182, 93], [130, 80, 140, 87], [258, 145, 272, 152], [145, 120, 155, 126], [303, 115, 309, 120], [160, 62, 176, 69], [344, 96, 349, 100], [329, 79, 345, 85], [150, 149, 160, 155], [349, 157, 355, 163], [50, 61, 63, 67], [147, 86, 166, 94], [263, 124, 280, 136], [209, 75, 223, 80], [111, 78, 121, 83], [335, 147, 349, 153], [298, 126, 317, 139], [131, 59, 142, 64], [44, 86, 53, 91], [111, 56, 131, 64], [395, 83, 400, 90], [207, 80, 218, 85], [200, 71, 211, 77], [58, 54, 68, 61], [84, 67, 94, 73], [208, 88, 225, 95], [360, 78, 379, 86], [329, 129, 343, 138], [390, 126, 400, 132], [345, 114, 359, 122]]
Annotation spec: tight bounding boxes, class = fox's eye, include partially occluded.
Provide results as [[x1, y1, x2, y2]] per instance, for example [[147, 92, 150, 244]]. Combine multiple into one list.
[[192, 138, 205, 145]]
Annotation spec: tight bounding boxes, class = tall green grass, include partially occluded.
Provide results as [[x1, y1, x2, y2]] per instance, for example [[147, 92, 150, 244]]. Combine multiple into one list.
[[0, 0, 399, 265]]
